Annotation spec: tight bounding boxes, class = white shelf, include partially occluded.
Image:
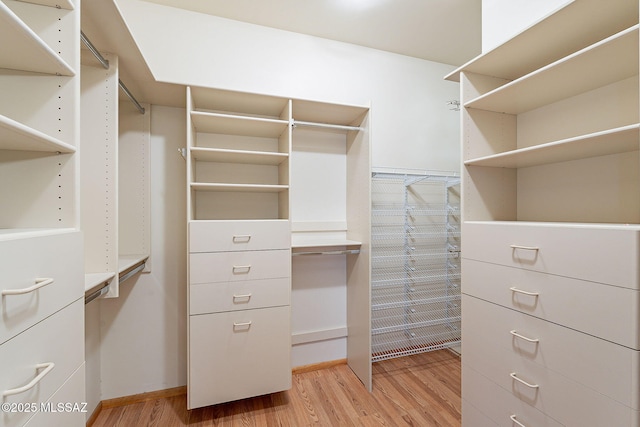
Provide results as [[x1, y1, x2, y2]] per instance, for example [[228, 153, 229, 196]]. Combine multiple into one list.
[[84, 272, 115, 294], [191, 111, 289, 138], [0, 113, 75, 152], [292, 99, 368, 127], [191, 183, 289, 193], [291, 236, 362, 249], [466, 220, 640, 230], [466, 25, 639, 114], [118, 254, 149, 276], [445, 0, 638, 82], [20, 0, 74, 10], [0, 1, 75, 75], [465, 124, 640, 168], [190, 147, 288, 165]]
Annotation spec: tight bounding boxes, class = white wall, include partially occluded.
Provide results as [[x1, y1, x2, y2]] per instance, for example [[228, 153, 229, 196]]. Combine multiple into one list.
[[116, 0, 461, 174], [482, 0, 570, 51]]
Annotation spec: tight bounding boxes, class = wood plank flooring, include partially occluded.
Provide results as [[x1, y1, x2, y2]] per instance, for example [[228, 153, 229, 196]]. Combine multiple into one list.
[[91, 349, 461, 427]]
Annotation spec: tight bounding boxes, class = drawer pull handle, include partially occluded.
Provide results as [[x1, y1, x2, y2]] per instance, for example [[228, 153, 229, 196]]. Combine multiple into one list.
[[233, 321, 252, 329], [2, 278, 54, 296], [232, 235, 251, 243], [232, 265, 251, 274], [510, 245, 539, 251], [510, 330, 539, 343], [233, 293, 252, 300], [510, 414, 528, 427], [3, 362, 55, 397], [510, 372, 539, 389], [510, 287, 539, 297]]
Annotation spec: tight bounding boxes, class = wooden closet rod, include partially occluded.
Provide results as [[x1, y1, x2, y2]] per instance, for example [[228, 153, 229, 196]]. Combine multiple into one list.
[[80, 31, 146, 115]]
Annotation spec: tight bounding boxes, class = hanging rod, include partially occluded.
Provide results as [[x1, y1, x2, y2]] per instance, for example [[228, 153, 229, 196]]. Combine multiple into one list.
[[80, 31, 146, 115], [292, 249, 361, 256], [85, 280, 110, 304]]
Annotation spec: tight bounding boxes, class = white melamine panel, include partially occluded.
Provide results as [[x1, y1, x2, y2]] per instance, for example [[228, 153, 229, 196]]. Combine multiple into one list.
[[466, 25, 638, 115], [0, 115, 75, 153], [0, 231, 82, 345], [189, 277, 290, 315], [189, 220, 290, 252], [0, 299, 83, 427], [20, 0, 74, 9], [188, 306, 291, 409], [0, 1, 74, 76], [462, 364, 564, 427], [193, 191, 284, 220], [189, 249, 290, 284], [463, 221, 640, 289], [446, 0, 637, 82], [23, 364, 85, 427], [463, 322, 637, 426], [190, 147, 288, 165], [190, 86, 290, 119], [463, 259, 640, 349], [191, 111, 288, 138], [463, 295, 640, 408]]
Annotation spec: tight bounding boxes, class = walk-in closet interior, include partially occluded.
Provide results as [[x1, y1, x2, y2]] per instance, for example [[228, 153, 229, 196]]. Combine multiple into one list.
[[2, 0, 639, 426]]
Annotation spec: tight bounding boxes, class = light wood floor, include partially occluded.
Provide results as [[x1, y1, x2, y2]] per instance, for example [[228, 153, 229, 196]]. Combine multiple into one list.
[[92, 349, 461, 426]]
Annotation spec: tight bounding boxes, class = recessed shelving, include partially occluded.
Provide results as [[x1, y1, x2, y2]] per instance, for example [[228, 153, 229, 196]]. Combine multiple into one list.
[[466, 25, 639, 115], [0, 114, 75, 153], [0, 1, 75, 75], [190, 111, 289, 138], [465, 124, 640, 168], [191, 183, 289, 193]]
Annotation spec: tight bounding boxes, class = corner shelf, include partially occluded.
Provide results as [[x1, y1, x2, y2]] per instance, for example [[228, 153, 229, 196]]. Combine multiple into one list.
[[0, 1, 75, 75]]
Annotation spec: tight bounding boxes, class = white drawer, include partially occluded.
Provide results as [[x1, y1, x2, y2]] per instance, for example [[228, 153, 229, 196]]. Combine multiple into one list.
[[463, 364, 564, 427], [0, 231, 83, 345], [190, 277, 290, 315], [463, 295, 640, 410], [188, 306, 291, 409], [462, 221, 640, 289], [189, 249, 290, 284], [189, 220, 290, 253], [463, 318, 637, 426], [23, 364, 85, 427], [0, 299, 84, 427], [463, 259, 640, 349]]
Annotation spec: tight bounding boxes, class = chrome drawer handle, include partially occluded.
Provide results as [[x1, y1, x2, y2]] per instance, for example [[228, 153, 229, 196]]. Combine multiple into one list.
[[510, 372, 539, 389], [510, 245, 539, 251], [232, 265, 251, 274], [2, 278, 54, 296], [510, 330, 539, 343], [510, 287, 539, 297], [3, 362, 55, 397], [232, 235, 251, 243], [510, 414, 528, 427]]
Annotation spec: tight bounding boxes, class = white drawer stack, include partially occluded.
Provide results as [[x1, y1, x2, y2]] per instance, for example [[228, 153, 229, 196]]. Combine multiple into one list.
[[461, 222, 640, 426], [187, 220, 291, 409], [0, 231, 85, 427]]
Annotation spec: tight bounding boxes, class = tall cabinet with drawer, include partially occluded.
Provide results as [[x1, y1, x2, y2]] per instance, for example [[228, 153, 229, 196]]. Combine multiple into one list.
[[446, 0, 640, 425], [0, 0, 84, 426], [186, 86, 371, 408]]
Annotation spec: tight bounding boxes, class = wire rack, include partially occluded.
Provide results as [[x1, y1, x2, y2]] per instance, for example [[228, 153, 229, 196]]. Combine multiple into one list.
[[371, 171, 461, 362]]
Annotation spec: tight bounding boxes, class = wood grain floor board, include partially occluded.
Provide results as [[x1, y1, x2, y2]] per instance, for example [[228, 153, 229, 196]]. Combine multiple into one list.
[[91, 350, 461, 427]]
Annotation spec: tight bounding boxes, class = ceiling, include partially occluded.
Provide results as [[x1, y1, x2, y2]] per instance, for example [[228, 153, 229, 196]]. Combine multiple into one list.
[[81, 0, 482, 107]]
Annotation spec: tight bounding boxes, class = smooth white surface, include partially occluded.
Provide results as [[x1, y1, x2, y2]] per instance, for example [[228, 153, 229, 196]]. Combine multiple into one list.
[[0, 114, 75, 153], [189, 220, 290, 253], [189, 250, 290, 284]]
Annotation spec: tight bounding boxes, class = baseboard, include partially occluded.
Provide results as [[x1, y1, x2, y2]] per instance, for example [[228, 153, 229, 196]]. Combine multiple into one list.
[[101, 385, 187, 409], [85, 401, 102, 427], [292, 358, 347, 375]]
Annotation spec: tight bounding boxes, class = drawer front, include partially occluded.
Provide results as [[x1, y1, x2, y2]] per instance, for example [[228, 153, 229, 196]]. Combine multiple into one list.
[[0, 300, 84, 427], [189, 220, 290, 253], [23, 364, 85, 427], [463, 364, 564, 427], [188, 306, 291, 409], [190, 277, 290, 315], [0, 231, 83, 345], [462, 221, 640, 289], [189, 249, 290, 284], [463, 295, 640, 410], [463, 259, 640, 349], [463, 315, 636, 425]]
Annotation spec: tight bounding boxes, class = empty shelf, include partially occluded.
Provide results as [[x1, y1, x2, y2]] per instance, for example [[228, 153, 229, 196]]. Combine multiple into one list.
[[0, 114, 75, 152], [190, 147, 288, 165], [191, 111, 289, 138], [191, 183, 289, 193]]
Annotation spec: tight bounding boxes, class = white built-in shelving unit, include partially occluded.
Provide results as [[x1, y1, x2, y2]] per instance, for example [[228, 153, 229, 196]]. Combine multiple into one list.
[[186, 86, 371, 408], [447, 0, 640, 425], [0, 0, 84, 425]]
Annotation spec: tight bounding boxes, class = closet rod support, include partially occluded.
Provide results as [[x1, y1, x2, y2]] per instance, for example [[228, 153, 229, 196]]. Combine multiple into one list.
[[292, 249, 360, 256], [85, 282, 109, 304]]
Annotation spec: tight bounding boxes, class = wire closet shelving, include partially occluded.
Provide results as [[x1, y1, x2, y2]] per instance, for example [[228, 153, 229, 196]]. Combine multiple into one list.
[[371, 169, 461, 362]]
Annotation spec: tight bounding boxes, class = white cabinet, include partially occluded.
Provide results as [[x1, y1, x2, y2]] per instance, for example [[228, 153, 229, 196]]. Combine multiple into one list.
[[447, 0, 640, 425], [186, 86, 371, 407], [0, 0, 83, 425]]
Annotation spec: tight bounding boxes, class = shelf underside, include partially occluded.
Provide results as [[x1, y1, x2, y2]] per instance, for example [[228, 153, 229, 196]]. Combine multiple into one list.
[[0, 114, 75, 153], [466, 25, 639, 115], [465, 124, 640, 168], [0, 2, 75, 75]]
